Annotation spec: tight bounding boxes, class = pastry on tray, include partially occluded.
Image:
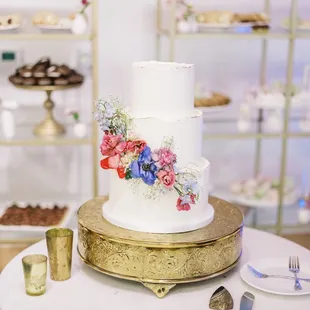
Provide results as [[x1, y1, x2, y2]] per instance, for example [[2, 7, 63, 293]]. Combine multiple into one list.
[[194, 84, 230, 107], [195, 93, 230, 107], [233, 12, 269, 24], [196, 11, 235, 24], [32, 11, 59, 25], [229, 176, 296, 202], [0, 203, 68, 226], [8, 57, 84, 87], [0, 14, 21, 27]]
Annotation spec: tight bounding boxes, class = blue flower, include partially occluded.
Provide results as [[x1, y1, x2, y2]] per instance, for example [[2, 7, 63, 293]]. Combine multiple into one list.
[[130, 146, 158, 185], [183, 180, 199, 195], [180, 194, 193, 205]]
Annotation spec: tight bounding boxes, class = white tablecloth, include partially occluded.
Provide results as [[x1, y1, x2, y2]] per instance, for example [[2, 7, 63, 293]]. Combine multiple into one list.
[[1, 228, 310, 310]]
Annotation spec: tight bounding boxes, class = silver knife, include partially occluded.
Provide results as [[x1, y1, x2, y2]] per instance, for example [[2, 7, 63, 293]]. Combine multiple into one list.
[[240, 292, 255, 310]]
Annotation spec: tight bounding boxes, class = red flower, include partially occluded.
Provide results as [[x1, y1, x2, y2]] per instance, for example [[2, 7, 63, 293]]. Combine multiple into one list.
[[126, 139, 146, 154], [82, 0, 89, 5], [100, 154, 120, 169], [100, 134, 126, 157], [117, 167, 126, 179], [100, 155, 126, 179]]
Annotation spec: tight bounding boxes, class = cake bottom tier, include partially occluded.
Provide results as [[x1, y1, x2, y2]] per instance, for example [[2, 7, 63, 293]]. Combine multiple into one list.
[[104, 158, 213, 233]]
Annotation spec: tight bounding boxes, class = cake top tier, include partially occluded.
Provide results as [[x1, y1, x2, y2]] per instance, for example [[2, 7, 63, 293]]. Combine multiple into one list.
[[131, 61, 196, 119]]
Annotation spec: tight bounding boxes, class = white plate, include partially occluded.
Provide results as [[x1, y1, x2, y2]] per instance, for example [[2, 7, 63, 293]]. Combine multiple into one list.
[[0, 201, 77, 232], [199, 105, 229, 113], [240, 258, 310, 296], [35, 18, 72, 31], [0, 24, 20, 31]]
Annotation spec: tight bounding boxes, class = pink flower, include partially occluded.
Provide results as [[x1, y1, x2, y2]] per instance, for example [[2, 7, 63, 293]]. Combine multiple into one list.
[[82, 0, 89, 5], [126, 139, 146, 154], [152, 148, 177, 168], [100, 134, 126, 157], [176, 194, 195, 211], [157, 169, 176, 189]]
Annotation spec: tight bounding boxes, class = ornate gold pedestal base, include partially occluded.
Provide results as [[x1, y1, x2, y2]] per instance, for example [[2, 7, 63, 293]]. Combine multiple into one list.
[[77, 196, 243, 297], [13, 84, 82, 138]]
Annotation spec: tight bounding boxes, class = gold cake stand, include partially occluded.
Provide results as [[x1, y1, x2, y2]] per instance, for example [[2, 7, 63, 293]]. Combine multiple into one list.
[[13, 84, 82, 138], [77, 196, 243, 298]]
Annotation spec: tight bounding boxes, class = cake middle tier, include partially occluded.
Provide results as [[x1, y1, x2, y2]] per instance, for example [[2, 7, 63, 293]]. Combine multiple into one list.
[[131, 110, 203, 168]]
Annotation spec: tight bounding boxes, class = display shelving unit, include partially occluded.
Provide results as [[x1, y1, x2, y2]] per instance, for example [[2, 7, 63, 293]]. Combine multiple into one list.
[[156, 0, 310, 235], [0, 0, 99, 245]]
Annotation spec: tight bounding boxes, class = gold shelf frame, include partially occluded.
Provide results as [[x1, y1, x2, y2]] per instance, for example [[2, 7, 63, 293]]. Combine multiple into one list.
[[0, 0, 99, 238], [156, 0, 308, 235]]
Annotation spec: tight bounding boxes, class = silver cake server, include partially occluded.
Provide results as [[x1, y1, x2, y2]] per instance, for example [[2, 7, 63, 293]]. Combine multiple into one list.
[[240, 292, 255, 310], [209, 286, 233, 310]]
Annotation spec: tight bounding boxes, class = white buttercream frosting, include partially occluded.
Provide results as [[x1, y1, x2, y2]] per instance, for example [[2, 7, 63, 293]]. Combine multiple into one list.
[[131, 61, 195, 119], [104, 61, 213, 233]]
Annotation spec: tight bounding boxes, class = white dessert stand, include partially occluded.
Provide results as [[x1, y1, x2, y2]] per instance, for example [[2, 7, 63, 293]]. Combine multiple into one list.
[[1, 228, 310, 310]]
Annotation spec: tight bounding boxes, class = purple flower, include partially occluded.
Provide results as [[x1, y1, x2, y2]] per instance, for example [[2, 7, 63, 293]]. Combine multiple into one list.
[[130, 146, 158, 185]]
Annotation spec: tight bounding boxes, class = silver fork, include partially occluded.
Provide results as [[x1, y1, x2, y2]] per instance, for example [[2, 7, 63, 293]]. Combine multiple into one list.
[[289, 256, 302, 291], [248, 265, 310, 282]]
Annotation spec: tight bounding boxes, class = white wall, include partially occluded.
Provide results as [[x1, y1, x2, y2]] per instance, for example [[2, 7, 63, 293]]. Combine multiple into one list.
[[0, 0, 310, 218]]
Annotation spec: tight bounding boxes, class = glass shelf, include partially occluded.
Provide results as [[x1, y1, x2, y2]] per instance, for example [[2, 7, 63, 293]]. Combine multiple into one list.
[[0, 124, 93, 146]]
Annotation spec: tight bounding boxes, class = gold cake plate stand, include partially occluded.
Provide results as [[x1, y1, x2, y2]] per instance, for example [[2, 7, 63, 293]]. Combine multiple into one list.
[[14, 84, 82, 138], [77, 196, 243, 298]]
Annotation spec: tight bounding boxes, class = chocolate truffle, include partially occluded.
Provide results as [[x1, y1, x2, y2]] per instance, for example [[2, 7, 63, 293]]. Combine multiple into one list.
[[54, 77, 68, 85], [9, 75, 23, 85], [68, 74, 83, 84], [59, 64, 71, 76], [33, 64, 46, 78], [38, 77, 52, 86], [23, 77, 36, 86]]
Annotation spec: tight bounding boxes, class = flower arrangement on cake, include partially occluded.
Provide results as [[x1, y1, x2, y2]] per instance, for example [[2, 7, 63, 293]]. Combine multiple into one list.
[[95, 97, 200, 211]]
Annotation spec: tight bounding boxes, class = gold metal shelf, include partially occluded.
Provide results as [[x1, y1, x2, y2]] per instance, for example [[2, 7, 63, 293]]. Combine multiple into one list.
[[203, 132, 310, 140], [0, 124, 94, 146], [0, 137, 94, 147], [0, 33, 93, 41], [157, 0, 309, 235], [158, 28, 290, 39]]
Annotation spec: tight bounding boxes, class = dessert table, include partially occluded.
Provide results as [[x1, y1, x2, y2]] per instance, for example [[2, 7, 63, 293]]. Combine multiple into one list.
[[1, 228, 310, 310]]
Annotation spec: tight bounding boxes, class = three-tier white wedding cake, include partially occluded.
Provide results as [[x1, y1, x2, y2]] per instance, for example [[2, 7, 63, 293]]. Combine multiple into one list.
[[96, 61, 214, 234]]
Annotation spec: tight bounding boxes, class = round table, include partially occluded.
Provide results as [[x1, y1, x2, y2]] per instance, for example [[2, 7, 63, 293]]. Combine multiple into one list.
[[1, 228, 310, 310]]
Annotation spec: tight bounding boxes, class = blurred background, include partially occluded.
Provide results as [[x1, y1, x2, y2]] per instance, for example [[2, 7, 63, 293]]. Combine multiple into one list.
[[0, 0, 310, 270]]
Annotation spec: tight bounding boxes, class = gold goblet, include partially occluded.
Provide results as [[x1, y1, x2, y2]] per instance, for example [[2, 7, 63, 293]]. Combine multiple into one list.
[[22, 254, 47, 296], [46, 228, 73, 281]]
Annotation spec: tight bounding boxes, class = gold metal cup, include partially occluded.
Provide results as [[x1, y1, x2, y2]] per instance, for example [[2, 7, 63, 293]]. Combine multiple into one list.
[[46, 228, 73, 281], [22, 254, 47, 296]]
